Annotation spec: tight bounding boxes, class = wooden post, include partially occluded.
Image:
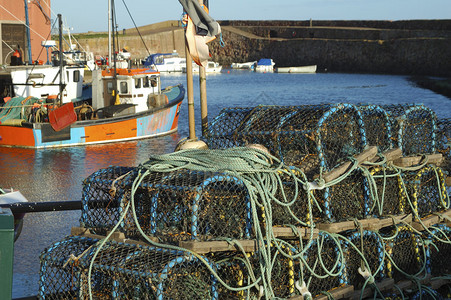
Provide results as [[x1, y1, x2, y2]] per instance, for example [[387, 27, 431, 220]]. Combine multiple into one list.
[[184, 28, 196, 139], [198, 0, 208, 136]]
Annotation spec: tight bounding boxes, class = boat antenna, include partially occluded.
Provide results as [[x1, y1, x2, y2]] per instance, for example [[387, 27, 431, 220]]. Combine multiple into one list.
[[58, 14, 64, 105]]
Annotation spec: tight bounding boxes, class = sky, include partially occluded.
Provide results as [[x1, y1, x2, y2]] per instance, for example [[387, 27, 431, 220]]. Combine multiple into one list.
[[51, 0, 451, 33]]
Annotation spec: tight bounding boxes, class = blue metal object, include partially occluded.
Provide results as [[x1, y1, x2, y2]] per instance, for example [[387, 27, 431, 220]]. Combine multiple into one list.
[[23, 0, 33, 64]]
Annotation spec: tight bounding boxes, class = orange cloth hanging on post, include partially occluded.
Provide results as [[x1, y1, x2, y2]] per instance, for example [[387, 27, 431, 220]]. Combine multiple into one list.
[[179, 0, 221, 67]]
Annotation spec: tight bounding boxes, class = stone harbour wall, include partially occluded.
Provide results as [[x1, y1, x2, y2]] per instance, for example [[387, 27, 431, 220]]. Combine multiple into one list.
[[75, 20, 451, 77]]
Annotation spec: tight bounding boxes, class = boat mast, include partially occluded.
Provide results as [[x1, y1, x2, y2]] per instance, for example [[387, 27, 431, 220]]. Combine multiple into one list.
[[23, 0, 32, 64], [58, 14, 64, 105], [108, 0, 112, 65], [110, 0, 118, 106]]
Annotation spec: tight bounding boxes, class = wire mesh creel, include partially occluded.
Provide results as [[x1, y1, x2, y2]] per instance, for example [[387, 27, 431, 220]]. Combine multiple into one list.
[[383, 104, 437, 156], [437, 118, 451, 174], [81, 166, 255, 244], [205, 103, 367, 181], [39, 235, 219, 299]]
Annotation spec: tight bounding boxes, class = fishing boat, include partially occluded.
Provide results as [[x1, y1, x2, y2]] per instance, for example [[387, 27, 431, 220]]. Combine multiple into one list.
[[0, 12, 184, 148], [142, 50, 186, 72], [275, 65, 317, 73], [254, 58, 275, 73]]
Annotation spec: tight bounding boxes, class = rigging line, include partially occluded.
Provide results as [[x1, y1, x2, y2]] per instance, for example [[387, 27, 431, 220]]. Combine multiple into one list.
[[2, 40, 15, 52], [120, 0, 151, 57], [0, 3, 50, 42], [32, 0, 51, 24]]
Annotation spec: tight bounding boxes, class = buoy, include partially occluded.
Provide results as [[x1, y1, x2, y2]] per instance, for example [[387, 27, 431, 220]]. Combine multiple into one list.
[[174, 138, 208, 151]]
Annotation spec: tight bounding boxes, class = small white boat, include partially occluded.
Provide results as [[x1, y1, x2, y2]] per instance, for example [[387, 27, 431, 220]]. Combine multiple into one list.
[[276, 65, 317, 73], [254, 58, 275, 73], [231, 61, 256, 70], [142, 51, 186, 73], [183, 61, 222, 74]]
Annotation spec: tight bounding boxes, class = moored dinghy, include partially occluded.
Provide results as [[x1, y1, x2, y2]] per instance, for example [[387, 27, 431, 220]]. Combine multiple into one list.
[[275, 65, 317, 73]]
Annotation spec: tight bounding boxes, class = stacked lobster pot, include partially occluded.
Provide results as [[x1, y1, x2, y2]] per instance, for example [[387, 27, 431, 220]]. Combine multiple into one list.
[[38, 103, 451, 300], [383, 104, 449, 221], [80, 166, 255, 244], [437, 118, 451, 178], [39, 236, 219, 299], [207, 103, 369, 224]]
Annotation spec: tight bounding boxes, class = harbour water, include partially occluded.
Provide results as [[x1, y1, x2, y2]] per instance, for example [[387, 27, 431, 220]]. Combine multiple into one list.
[[3, 70, 450, 298]]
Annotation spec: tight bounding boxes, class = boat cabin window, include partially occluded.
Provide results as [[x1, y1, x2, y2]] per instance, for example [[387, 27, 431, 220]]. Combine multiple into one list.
[[73, 70, 80, 82], [120, 81, 128, 93], [151, 78, 157, 87], [107, 81, 113, 94], [135, 78, 141, 89], [143, 76, 149, 88]]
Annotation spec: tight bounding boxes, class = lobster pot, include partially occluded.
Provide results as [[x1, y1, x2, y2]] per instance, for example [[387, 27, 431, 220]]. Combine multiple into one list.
[[39, 236, 98, 299], [403, 166, 448, 220], [206, 104, 367, 180], [384, 104, 437, 156], [426, 225, 451, 276], [302, 232, 345, 298], [80, 166, 136, 235], [381, 226, 425, 282], [410, 289, 444, 300], [206, 106, 302, 156], [437, 118, 451, 174], [248, 243, 299, 299], [358, 104, 392, 152], [209, 252, 258, 300], [40, 236, 218, 299], [369, 166, 407, 217], [271, 176, 311, 226], [130, 169, 254, 244], [437, 284, 451, 299], [342, 230, 385, 290], [315, 168, 371, 222]]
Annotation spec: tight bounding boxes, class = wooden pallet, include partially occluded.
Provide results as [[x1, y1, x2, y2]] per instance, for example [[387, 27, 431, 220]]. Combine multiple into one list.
[[178, 239, 257, 254], [179, 226, 319, 254], [367, 148, 403, 164], [352, 278, 395, 299], [429, 278, 451, 290], [411, 208, 451, 231], [394, 274, 432, 293], [70, 226, 157, 246], [272, 226, 319, 239], [317, 214, 412, 233], [290, 285, 354, 300], [321, 146, 378, 183], [393, 153, 443, 168]]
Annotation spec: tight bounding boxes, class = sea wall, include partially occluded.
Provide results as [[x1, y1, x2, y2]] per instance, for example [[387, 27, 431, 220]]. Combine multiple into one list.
[[75, 20, 451, 77]]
